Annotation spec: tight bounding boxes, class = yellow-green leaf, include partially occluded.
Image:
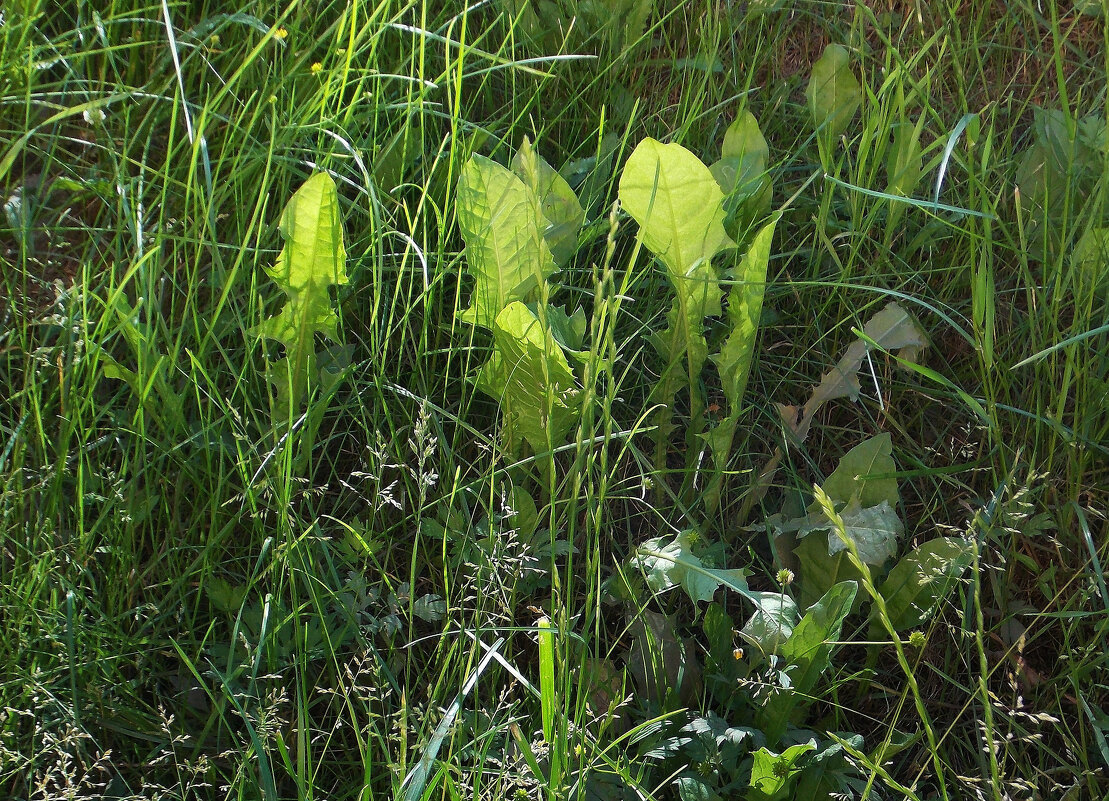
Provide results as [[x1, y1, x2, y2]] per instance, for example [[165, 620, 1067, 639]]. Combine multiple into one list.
[[457, 155, 556, 328]]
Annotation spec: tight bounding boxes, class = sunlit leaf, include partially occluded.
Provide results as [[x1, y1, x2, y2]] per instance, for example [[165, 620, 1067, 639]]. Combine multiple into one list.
[[457, 155, 556, 328], [512, 137, 584, 266], [634, 530, 750, 604], [878, 537, 973, 631], [619, 138, 734, 278], [475, 302, 582, 454], [738, 591, 799, 657], [253, 172, 348, 417], [620, 138, 734, 467]]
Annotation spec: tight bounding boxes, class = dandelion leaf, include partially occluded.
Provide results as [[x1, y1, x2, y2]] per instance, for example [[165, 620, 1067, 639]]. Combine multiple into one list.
[[512, 137, 584, 266], [253, 172, 348, 417], [475, 302, 582, 454], [457, 155, 556, 328]]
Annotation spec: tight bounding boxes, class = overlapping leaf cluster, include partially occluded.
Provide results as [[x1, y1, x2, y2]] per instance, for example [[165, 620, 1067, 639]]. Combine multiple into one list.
[[457, 138, 587, 457]]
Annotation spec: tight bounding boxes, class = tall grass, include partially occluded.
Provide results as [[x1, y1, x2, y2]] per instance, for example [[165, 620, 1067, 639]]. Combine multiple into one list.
[[1, 1, 1106, 799]]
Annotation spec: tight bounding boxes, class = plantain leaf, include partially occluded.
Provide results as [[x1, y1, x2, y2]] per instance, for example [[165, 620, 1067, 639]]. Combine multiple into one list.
[[253, 172, 348, 417], [878, 537, 974, 632], [512, 137, 584, 266], [457, 155, 556, 328], [806, 44, 862, 143], [475, 301, 582, 454]]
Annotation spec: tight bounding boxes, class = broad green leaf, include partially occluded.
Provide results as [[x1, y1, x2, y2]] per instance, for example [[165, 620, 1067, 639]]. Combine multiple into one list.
[[820, 433, 899, 509], [620, 138, 734, 475], [633, 530, 750, 605], [825, 498, 902, 565], [475, 302, 582, 454], [791, 737, 863, 800], [646, 263, 724, 449], [806, 44, 862, 142], [779, 302, 926, 443], [457, 155, 556, 328], [1071, 226, 1109, 299], [781, 433, 900, 605], [780, 580, 857, 693], [738, 591, 799, 657], [757, 581, 857, 742], [711, 217, 777, 416], [619, 138, 735, 278], [793, 531, 864, 611], [746, 741, 816, 801], [512, 137, 584, 266], [878, 537, 973, 631], [710, 111, 773, 226], [253, 172, 348, 417]]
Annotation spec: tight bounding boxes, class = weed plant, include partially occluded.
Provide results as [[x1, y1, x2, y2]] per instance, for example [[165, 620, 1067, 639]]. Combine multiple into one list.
[[1, 1, 1107, 799]]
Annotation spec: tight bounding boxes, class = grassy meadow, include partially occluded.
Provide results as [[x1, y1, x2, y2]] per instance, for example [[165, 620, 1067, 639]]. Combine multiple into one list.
[[1, 0, 1107, 799]]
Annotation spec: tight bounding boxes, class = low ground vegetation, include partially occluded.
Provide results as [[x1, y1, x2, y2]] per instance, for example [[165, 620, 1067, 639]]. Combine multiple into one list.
[[1, 1, 1107, 799]]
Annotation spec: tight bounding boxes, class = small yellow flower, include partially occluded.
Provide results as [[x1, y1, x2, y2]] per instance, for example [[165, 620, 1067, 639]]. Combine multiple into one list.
[[274, 27, 288, 40], [907, 630, 926, 649], [310, 62, 323, 74]]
